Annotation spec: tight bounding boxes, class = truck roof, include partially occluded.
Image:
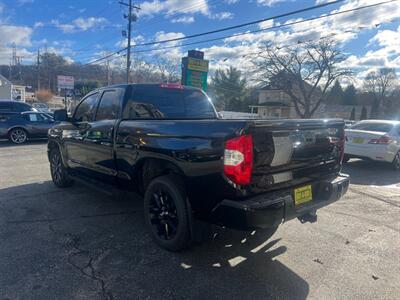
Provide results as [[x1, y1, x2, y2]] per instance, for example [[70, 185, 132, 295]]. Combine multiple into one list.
[[94, 83, 202, 92]]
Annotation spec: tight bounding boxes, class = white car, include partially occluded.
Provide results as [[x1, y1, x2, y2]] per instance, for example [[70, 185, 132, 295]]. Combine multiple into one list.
[[344, 120, 400, 170]]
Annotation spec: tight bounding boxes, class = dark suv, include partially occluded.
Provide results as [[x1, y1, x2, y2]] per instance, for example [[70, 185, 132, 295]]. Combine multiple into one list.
[[0, 100, 35, 113]]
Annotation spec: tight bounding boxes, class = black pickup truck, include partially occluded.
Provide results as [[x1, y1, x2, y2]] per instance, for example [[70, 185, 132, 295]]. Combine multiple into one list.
[[48, 83, 349, 251]]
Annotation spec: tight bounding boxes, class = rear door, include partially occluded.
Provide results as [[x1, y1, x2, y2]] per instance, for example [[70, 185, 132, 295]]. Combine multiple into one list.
[[82, 88, 124, 182]]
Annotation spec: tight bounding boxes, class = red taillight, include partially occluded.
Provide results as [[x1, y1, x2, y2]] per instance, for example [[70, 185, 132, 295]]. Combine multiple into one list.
[[368, 135, 391, 144], [224, 135, 253, 185]]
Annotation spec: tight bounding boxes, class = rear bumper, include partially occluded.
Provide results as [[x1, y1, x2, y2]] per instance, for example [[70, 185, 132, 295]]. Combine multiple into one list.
[[210, 174, 350, 230], [345, 144, 396, 163]]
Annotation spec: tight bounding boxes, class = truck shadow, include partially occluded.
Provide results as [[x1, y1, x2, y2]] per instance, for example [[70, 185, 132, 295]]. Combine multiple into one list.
[[343, 159, 400, 186], [0, 139, 47, 148], [0, 181, 309, 299]]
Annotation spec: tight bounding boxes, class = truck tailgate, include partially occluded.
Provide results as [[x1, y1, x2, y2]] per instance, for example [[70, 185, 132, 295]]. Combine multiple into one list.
[[248, 119, 344, 193]]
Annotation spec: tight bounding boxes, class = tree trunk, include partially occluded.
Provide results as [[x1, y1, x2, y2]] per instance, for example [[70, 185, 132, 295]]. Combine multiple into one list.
[[370, 98, 380, 118]]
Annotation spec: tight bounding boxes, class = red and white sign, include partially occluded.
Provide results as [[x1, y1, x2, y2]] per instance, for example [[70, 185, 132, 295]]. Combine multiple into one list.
[[57, 75, 74, 90]]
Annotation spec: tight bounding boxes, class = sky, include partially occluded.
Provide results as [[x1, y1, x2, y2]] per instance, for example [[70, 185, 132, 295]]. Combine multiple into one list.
[[0, 0, 399, 84]]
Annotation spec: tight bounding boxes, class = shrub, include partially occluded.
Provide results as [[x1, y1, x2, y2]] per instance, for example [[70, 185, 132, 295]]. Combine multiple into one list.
[[35, 89, 53, 102]]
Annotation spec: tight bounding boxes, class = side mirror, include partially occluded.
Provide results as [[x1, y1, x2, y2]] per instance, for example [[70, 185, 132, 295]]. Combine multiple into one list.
[[53, 109, 68, 122]]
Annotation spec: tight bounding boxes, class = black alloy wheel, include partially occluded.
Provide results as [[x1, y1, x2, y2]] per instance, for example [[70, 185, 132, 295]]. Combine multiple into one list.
[[144, 175, 191, 251], [50, 148, 74, 188], [9, 128, 27, 144], [149, 189, 179, 241]]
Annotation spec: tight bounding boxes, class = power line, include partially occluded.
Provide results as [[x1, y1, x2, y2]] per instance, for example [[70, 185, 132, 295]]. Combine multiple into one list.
[[126, 0, 399, 55], [134, 0, 219, 31], [81, 0, 397, 66], [129, 0, 346, 48], [70, 0, 219, 57], [81, 0, 345, 65]]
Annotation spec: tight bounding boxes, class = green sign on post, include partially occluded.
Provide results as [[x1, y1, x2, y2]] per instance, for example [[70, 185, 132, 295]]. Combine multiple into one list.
[[181, 51, 209, 91], [186, 69, 208, 91]]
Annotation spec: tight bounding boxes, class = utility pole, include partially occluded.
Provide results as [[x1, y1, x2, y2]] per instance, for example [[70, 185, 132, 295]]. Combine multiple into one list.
[[37, 49, 41, 91], [106, 58, 111, 85], [11, 43, 23, 81], [119, 0, 140, 83]]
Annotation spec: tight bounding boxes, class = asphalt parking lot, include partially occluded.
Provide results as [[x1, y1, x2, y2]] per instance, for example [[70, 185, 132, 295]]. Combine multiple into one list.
[[0, 141, 399, 300]]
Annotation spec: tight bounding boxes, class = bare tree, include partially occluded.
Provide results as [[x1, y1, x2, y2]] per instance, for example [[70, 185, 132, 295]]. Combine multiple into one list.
[[363, 68, 397, 118], [253, 39, 351, 118], [154, 56, 180, 83]]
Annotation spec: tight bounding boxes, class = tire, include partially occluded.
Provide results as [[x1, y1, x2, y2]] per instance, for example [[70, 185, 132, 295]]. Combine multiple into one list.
[[144, 175, 191, 251], [9, 127, 28, 144], [392, 152, 400, 171], [49, 147, 74, 188]]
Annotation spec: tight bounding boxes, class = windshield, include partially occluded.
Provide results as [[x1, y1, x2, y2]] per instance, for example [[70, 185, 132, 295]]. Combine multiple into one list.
[[350, 122, 394, 133]]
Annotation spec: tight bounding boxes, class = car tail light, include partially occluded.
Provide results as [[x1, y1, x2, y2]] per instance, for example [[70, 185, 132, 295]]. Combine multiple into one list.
[[368, 135, 391, 144], [224, 135, 253, 185]]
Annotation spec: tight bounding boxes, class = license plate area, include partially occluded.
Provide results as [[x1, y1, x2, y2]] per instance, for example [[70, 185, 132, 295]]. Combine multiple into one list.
[[294, 185, 313, 206], [352, 137, 364, 144]]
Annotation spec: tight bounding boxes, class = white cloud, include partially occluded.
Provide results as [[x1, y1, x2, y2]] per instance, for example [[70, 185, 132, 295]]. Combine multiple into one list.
[[368, 26, 400, 49], [257, 0, 287, 7], [224, 0, 239, 4], [342, 25, 400, 73], [171, 16, 195, 24], [140, 0, 209, 17], [17, 0, 34, 5], [258, 19, 274, 29], [52, 17, 108, 33], [209, 11, 234, 20], [315, 0, 337, 4], [155, 31, 185, 46], [73, 17, 108, 31], [0, 25, 32, 46], [34, 21, 44, 28], [114, 35, 145, 47]]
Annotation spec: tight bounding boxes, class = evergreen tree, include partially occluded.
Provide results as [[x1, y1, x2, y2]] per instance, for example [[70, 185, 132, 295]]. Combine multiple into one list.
[[343, 84, 357, 105], [350, 107, 355, 120], [360, 106, 367, 120], [327, 80, 344, 105], [209, 67, 250, 112]]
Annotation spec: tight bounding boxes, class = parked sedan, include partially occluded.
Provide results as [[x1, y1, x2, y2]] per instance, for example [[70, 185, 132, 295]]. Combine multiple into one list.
[[0, 111, 56, 144], [344, 120, 400, 170]]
